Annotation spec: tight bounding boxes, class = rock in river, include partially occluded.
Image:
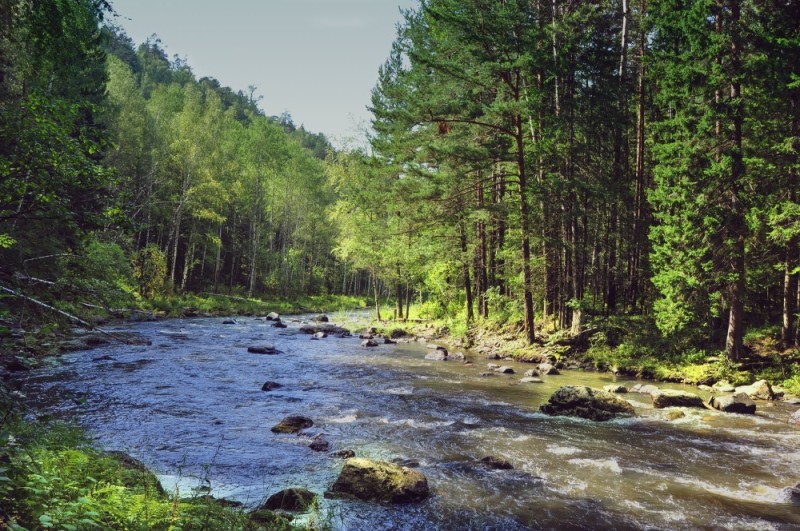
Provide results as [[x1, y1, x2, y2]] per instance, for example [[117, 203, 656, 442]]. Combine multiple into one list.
[[261, 381, 283, 392], [495, 366, 515, 374], [261, 487, 316, 511], [248, 345, 280, 355], [789, 409, 800, 426], [309, 438, 330, 452], [266, 312, 280, 321], [603, 384, 628, 394], [709, 392, 756, 414], [538, 363, 560, 375], [327, 458, 429, 503], [425, 350, 448, 361], [361, 339, 378, 348], [650, 389, 705, 409], [479, 456, 514, 470], [311, 331, 327, 340], [271, 415, 313, 433], [540, 385, 635, 421], [735, 380, 774, 401]]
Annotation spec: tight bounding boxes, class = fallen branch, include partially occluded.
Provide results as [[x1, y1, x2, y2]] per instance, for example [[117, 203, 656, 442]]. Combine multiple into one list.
[[0, 284, 137, 345]]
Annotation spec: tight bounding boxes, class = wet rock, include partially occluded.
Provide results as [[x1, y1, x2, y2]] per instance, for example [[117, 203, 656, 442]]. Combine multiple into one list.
[[524, 369, 538, 377], [709, 393, 756, 414], [786, 483, 800, 504], [359, 333, 374, 340], [495, 366, 515, 374], [222, 319, 237, 325], [248, 344, 280, 355], [309, 438, 330, 452], [337, 331, 352, 338], [425, 350, 448, 361], [486, 353, 502, 360], [361, 339, 378, 348], [650, 390, 705, 409], [299, 325, 317, 334], [665, 410, 686, 421], [479, 456, 513, 470], [266, 312, 280, 321], [271, 415, 313, 433], [479, 372, 495, 377], [327, 458, 429, 503], [85, 334, 111, 347], [520, 376, 544, 383], [332, 449, 355, 459], [450, 351, 465, 360], [735, 380, 774, 401], [272, 321, 288, 328], [789, 409, 800, 426], [603, 384, 628, 394], [630, 384, 660, 395], [261, 381, 283, 392], [389, 328, 408, 339], [262, 488, 316, 511], [538, 363, 560, 375], [311, 332, 327, 340], [712, 380, 736, 393], [383, 337, 397, 344], [391, 458, 420, 468], [311, 314, 329, 322], [488, 363, 501, 370], [540, 386, 635, 422]]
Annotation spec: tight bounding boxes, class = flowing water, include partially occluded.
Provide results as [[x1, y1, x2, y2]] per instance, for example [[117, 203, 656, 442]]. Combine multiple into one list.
[[19, 316, 800, 530]]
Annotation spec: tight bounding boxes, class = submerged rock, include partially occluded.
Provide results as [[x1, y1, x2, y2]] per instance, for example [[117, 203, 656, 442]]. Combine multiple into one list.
[[361, 339, 378, 348], [222, 319, 237, 325], [709, 393, 756, 414], [271, 415, 313, 433], [332, 449, 355, 459], [603, 384, 628, 394], [261, 381, 283, 392], [309, 438, 330, 452], [540, 386, 635, 421], [272, 321, 288, 328], [311, 314, 329, 322], [479, 456, 514, 470], [630, 384, 660, 395], [735, 380, 774, 401], [495, 366, 515, 374], [311, 332, 327, 340], [383, 337, 397, 344], [650, 389, 704, 409], [425, 349, 448, 361], [327, 458, 429, 503], [524, 369, 538, 377], [248, 344, 280, 355], [665, 410, 686, 421], [538, 363, 560, 375], [262, 488, 316, 511]]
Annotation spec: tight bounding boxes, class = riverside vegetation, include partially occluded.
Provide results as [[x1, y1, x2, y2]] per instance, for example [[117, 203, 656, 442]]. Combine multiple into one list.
[[1, 0, 799, 528]]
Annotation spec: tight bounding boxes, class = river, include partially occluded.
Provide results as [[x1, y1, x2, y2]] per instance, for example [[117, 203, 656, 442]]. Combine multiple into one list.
[[19, 316, 800, 530]]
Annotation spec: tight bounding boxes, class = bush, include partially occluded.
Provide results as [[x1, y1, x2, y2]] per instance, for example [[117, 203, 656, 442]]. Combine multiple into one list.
[[131, 245, 167, 298]]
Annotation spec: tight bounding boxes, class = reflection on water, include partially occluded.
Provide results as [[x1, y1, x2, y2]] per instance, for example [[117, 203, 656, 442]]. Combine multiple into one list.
[[20, 316, 800, 530]]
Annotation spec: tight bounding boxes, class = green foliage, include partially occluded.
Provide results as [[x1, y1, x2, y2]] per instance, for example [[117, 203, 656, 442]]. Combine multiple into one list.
[[132, 244, 167, 298]]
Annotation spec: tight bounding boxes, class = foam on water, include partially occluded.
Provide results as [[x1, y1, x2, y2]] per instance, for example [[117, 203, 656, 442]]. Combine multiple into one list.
[[546, 445, 581, 456], [567, 458, 623, 475]]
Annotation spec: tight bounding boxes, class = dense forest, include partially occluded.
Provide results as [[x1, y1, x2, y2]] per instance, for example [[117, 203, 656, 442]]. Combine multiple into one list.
[[1, 0, 798, 363]]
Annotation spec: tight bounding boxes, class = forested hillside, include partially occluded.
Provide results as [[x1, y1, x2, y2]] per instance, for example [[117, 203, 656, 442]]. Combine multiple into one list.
[[334, 0, 799, 360], [0, 0, 798, 366]]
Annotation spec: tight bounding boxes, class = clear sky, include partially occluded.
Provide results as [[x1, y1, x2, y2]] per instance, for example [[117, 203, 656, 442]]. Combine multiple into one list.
[[108, 0, 418, 148]]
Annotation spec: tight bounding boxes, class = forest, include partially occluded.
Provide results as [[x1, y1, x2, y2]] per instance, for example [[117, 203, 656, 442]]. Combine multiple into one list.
[[0, 0, 797, 362]]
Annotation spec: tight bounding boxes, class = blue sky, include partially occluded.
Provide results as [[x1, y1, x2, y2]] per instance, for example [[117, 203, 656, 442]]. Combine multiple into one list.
[[108, 0, 417, 147]]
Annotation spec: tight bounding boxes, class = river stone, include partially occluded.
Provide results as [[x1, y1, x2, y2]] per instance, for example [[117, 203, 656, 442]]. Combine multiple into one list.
[[698, 384, 714, 392], [650, 389, 705, 409], [495, 366, 515, 374], [262, 488, 316, 511], [425, 350, 448, 361], [523, 369, 538, 377], [712, 380, 736, 393], [309, 438, 330, 452], [311, 331, 327, 340], [271, 415, 314, 433], [311, 314, 329, 322], [789, 409, 800, 426], [361, 339, 378, 348], [327, 458, 429, 503], [450, 351, 466, 360], [520, 376, 544, 383], [538, 363, 560, 375], [332, 449, 355, 459], [299, 325, 317, 334], [709, 392, 756, 414], [540, 386, 635, 421], [603, 384, 628, 394], [479, 456, 514, 470], [735, 380, 774, 400], [248, 345, 280, 354], [631, 384, 660, 395], [383, 337, 397, 344], [261, 381, 283, 392], [266, 312, 280, 321], [389, 328, 408, 339], [488, 363, 501, 370], [272, 321, 287, 328], [222, 319, 237, 325], [665, 410, 686, 421]]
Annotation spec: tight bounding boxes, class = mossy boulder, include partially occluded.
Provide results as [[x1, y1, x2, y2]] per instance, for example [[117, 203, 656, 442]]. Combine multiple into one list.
[[327, 458, 429, 503], [540, 386, 635, 421], [262, 488, 316, 511]]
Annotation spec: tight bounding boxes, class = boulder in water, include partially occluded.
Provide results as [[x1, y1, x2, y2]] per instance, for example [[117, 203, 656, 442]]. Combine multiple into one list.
[[361, 339, 378, 348], [309, 438, 330, 452], [266, 312, 280, 321], [735, 380, 774, 400], [222, 319, 237, 325], [665, 410, 686, 421], [389, 328, 408, 339], [789, 409, 800, 426], [524, 369, 538, 377], [261, 381, 282, 392], [712, 380, 736, 393], [630, 384, 660, 395], [709, 393, 756, 414], [495, 366, 515, 374], [261, 488, 316, 511], [603, 384, 628, 393], [383, 337, 397, 345], [271, 415, 313, 433], [650, 389, 704, 409], [540, 386, 635, 421], [425, 350, 448, 361], [311, 314, 329, 322], [272, 321, 288, 328], [248, 345, 280, 355], [332, 449, 355, 459], [311, 331, 327, 340], [538, 363, 560, 375], [479, 456, 513, 470], [327, 458, 429, 503]]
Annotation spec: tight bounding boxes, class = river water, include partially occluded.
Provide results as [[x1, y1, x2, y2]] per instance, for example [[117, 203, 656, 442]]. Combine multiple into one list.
[[19, 316, 800, 530]]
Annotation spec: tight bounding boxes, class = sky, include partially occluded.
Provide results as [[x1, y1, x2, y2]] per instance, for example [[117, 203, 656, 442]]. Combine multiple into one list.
[[108, 0, 418, 148]]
